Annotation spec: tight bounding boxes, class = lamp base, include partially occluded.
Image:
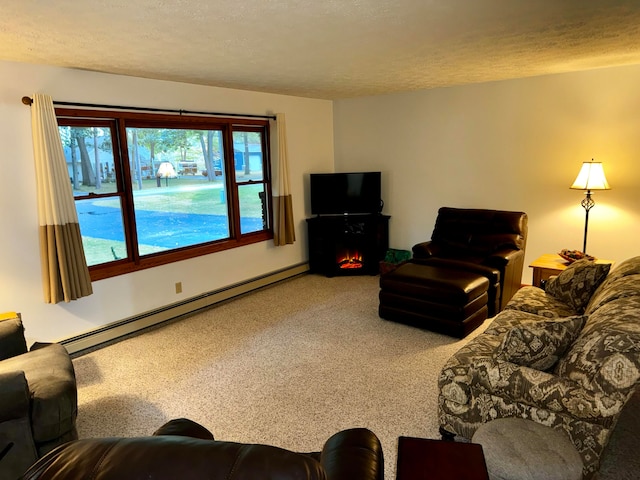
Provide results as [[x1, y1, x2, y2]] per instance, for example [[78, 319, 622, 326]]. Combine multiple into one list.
[[580, 192, 592, 255]]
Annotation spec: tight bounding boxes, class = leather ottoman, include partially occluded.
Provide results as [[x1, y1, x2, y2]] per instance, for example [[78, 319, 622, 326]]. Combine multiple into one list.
[[378, 262, 489, 337]]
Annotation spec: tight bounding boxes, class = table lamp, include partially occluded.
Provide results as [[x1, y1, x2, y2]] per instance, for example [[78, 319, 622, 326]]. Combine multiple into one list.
[[570, 159, 610, 254], [156, 162, 177, 186]]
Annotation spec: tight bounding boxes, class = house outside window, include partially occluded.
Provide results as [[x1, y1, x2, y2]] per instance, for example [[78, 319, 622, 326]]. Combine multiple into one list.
[[56, 109, 272, 280]]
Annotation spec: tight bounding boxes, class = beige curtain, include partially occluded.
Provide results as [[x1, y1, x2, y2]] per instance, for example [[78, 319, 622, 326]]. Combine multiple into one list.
[[30, 94, 93, 303], [271, 113, 296, 246]]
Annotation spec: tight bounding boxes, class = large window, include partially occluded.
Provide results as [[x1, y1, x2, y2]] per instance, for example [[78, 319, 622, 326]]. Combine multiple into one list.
[[56, 109, 272, 280]]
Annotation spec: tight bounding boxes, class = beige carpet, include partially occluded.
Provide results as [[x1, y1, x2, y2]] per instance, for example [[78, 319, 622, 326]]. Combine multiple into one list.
[[72, 273, 639, 479]]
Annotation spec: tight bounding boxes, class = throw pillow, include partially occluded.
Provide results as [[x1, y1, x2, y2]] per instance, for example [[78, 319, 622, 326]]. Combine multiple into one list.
[[545, 259, 611, 313], [494, 315, 587, 371]]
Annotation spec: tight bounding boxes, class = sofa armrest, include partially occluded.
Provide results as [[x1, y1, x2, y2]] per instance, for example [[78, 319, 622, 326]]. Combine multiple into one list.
[[0, 370, 39, 480], [320, 428, 384, 480], [0, 371, 31, 423], [460, 356, 629, 427], [0, 315, 28, 361], [491, 362, 628, 426]]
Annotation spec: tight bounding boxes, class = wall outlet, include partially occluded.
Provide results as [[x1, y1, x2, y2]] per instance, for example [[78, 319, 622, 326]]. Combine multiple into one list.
[[175, 282, 182, 294]]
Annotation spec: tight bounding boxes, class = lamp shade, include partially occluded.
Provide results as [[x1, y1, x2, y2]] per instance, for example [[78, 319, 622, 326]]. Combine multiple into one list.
[[157, 162, 177, 178], [570, 160, 610, 191]]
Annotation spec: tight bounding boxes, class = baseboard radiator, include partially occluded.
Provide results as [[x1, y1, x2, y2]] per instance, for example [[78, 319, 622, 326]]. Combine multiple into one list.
[[63, 263, 309, 356]]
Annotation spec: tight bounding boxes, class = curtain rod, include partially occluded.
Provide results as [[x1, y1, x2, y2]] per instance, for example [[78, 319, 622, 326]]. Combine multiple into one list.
[[21, 96, 276, 120]]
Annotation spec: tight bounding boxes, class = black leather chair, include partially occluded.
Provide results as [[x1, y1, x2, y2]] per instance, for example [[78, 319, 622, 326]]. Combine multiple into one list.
[[21, 418, 385, 480], [411, 207, 528, 314], [379, 207, 527, 337]]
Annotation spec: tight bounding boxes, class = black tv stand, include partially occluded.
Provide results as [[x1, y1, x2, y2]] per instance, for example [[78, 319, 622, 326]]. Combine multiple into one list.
[[306, 214, 390, 276]]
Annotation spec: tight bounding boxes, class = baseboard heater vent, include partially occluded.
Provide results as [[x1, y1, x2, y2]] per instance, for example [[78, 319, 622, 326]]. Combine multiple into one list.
[[64, 263, 309, 356]]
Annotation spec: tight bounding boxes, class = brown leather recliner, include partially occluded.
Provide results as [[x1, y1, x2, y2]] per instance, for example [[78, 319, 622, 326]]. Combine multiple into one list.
[[411, 207, 528, 315], [20, 418, 385, 480]]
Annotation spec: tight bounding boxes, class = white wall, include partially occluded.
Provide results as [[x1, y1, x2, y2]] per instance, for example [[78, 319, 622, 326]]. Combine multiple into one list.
[[333, 64, 640, 284], [4, 60, 639, 344], [0, 61, 334, 344]]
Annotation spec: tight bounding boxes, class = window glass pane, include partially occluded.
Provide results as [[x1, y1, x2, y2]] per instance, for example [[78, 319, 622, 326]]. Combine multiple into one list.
[[126, 127, 230, 252], [76, 197, 127, 265], [59, 126, 118, 196], [233, 131, 264, 182], [238, 183, 268, 233]]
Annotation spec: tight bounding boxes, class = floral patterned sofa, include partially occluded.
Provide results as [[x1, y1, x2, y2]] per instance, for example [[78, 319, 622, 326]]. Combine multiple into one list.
[[438, 255, 640, 479]]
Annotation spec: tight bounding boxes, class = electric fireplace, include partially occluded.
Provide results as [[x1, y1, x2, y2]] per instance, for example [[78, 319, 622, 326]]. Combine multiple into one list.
[[306, 214, 390, 276], [336, 248, 364, 270]]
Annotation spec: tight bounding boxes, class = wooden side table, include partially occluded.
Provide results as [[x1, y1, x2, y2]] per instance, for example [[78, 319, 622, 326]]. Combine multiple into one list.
[[396, 437, 489, 480], [529, 254, 613, 288]]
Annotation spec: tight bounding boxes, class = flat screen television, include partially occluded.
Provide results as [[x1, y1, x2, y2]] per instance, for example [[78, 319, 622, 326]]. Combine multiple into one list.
[[310, 172, 382, 215]]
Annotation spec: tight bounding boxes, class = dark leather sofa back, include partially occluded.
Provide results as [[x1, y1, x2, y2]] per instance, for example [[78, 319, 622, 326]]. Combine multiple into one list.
[[21, 419, 384, 480], [23, 437, 327, 480]]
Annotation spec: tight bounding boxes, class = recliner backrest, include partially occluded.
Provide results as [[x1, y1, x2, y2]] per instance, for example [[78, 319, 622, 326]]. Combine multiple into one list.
[[431, 207, 527, 256], [0, 314, 28, 361]]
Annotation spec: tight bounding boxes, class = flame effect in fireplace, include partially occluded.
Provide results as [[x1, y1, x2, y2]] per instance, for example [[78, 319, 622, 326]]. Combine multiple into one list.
[[337, 251, 363, 269]]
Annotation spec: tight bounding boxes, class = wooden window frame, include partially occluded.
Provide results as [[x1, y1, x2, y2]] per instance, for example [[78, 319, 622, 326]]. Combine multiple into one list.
[[56, 108, 273, 281]]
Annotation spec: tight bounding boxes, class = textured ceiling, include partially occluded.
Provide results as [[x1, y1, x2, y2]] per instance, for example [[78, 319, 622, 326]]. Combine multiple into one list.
[[2, 1, 640, 100]]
